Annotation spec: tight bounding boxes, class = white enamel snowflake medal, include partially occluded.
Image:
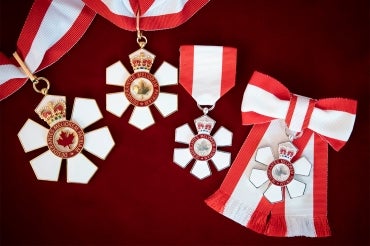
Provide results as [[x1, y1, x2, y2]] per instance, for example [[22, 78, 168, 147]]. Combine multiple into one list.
[[249, 141, 312, 203], [106, 47, 178, 130], [18, 95, 115, 184], [174, 113, 233, 179], [174, 45, 237, 179]]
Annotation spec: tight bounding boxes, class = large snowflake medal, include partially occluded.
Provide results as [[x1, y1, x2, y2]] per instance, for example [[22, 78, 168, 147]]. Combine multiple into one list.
[[106, 48, 178, 130], [250, 141, 312, 203], [18, 95, 115, 184], [174, 115, 232, 179]]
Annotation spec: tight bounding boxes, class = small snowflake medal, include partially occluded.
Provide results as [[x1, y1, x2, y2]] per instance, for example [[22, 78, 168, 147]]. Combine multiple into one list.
[[106, 48, 178, 130], [173, 115, 232, 179], [249, 142, 312, 203], [18, 95, 115, 184]]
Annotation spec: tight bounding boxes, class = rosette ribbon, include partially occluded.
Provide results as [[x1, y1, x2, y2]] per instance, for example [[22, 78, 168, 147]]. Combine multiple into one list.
[[206, 71, 357, 237], [0, 0, 95, 101]]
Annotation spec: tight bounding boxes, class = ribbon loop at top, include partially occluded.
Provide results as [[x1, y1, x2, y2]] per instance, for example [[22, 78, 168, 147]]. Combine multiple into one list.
[[285, 94, 316, 133], [82, 0, 210, 31], [241, 71, 357, 151]]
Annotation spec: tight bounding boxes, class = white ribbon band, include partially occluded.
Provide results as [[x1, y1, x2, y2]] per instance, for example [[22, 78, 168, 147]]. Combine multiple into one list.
[[242, 84, 356, 141], [193, 46, 224, 105], [102, 0, 189, 17]]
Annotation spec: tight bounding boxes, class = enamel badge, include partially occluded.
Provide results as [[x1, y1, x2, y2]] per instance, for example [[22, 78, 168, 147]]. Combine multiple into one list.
[[174, 114, 233, 179], [106, 48, 178, 130], [18, 95, 115, 184]]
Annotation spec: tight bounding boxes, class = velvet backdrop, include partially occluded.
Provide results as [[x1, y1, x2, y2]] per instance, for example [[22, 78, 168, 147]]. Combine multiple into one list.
[[0, 1, 369, 245]]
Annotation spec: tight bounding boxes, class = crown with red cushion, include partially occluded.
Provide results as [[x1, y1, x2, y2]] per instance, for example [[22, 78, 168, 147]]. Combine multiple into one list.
[[37, 100, 66, 126], [129, 48, 155, 72], [278, 142, 298, 162], [194, 115, 215, 134]]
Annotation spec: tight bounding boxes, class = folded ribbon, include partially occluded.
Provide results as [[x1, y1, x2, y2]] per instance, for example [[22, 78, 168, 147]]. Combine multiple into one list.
[[241, 71, 357, 150], [206, 71, 357, 237]]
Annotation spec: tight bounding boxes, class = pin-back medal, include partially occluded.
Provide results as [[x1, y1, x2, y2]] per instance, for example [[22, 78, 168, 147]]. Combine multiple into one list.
[[14, 52, 115, 184], [106, 13, 178, 130], [173, 45, 237, 179]]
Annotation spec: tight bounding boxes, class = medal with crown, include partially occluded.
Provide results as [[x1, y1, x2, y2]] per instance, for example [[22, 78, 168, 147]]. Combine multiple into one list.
[[106, 15, 178, 130], [173, 108, 233, 180], [249, 140, 312, 203], [14, 52, 115, 184], [173, 45, 237, 180]]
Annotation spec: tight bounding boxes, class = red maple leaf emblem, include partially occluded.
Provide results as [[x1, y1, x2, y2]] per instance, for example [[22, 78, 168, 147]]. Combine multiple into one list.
[[57, 130, 75, 149]]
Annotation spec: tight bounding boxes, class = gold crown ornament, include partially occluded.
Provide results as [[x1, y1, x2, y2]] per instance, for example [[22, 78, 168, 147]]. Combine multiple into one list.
[[129, 49, 155, 72], [37, 100, 67, 126]]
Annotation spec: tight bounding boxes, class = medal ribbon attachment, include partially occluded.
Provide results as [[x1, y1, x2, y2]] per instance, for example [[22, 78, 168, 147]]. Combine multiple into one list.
[[14, 51, 115, 184], [206, 71, 357, 237], [82, 0, 210, 31], [105, 12, 179, 130], [0, 0, 95, 101], [179, 45, 236, 105], [173, 45, 237, 179], [3, 0, 114, 183]]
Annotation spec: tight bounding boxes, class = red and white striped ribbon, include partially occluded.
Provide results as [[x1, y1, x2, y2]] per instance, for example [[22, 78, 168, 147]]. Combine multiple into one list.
[[241, 71, 357, 150], [206, 71, 357, 237], [179, 45, 237, 105], [82, 0, 209, 31], [0, 0, 95, 101]]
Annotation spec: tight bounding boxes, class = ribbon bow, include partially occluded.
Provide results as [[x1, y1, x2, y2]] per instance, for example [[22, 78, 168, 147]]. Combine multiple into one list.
[[241, 71, 357, 151]]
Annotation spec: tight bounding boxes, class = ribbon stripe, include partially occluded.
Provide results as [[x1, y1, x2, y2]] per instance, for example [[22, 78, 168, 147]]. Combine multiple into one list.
[[242, 71, 357, 150], [285, 94, 315, 133], [0, 0, 95, 101], [82, 0, 210, 31], [179, 45, 237, 105]]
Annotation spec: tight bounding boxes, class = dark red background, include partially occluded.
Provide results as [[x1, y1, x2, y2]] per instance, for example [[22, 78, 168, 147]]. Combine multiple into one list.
[[1, 1, 369, 245]]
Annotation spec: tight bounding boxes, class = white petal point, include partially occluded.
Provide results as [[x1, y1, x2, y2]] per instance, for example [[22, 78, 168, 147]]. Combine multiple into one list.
[[211, 151, 231, 171], [154, 62, 178, 86], [18, 119, 48, 152], [191, 160, 211, 179], [264, 184, 283, 203], [212, 126, 233, 147], [106, 61, 130, 86], [129, 106, 155, 130], [30, 150, 62, 182], [67, 153, 98, 184], [293, 157, 312, 176], [255, 146, 275, 165], [106, 92, 131, 117], [250, 169, 269, 188], [173, 148, 193, 168], [154, 92, 178, 117], [286, 179, 306, 198], [84, 127, 115, 160], [71, 98, 103, 129], [175, 124, 194, 144]]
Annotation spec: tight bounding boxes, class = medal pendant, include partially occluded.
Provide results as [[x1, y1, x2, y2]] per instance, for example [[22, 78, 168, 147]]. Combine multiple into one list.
[[18, 95, 115, 184], [173, 114, 233, 179], [249, 141, 312, 203], [106, 48, 178, 130]]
